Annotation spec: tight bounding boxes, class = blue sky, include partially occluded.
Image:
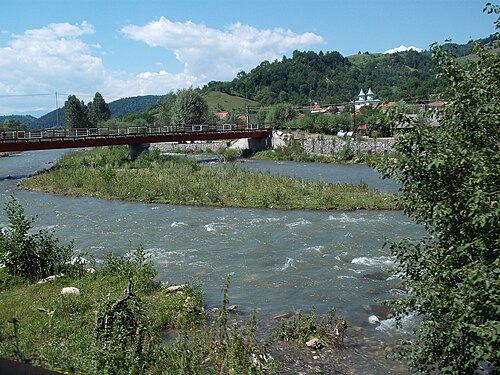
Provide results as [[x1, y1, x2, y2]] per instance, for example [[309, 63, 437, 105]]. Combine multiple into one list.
[[0, 0, 496, 116]]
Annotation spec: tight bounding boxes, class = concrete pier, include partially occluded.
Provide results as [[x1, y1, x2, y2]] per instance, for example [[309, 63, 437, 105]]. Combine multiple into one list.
[[128, 143, 150, 160]]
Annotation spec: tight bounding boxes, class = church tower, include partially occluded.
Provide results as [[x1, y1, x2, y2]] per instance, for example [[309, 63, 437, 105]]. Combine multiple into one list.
[[358, 88, 366, 101], [367, 88, 374, 101]]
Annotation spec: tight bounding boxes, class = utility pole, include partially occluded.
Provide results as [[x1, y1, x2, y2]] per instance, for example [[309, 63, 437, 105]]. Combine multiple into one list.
[[352, 100, 356, 132], [55, 91, 60, 128]]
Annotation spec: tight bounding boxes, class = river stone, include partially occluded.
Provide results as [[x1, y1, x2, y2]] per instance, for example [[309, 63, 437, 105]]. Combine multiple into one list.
[[362, 271, 390, 280], [166, 284, 185, 293], [305, 338, 322, 349], [369, 304, 391, 319], [61, 287, 80, 295]]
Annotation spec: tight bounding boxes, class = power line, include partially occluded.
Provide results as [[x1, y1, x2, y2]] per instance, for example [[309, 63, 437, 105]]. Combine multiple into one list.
[[0, 93, 55, 98]]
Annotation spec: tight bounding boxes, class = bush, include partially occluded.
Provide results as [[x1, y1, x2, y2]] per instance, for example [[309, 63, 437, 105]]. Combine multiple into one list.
[[0, 196, 78, 283], [272, 307, 347, 348], [98, 244, 158, 294]]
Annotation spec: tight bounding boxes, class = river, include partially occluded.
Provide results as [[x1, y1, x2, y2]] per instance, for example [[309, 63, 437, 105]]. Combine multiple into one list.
[[0, 149, 422, 374]]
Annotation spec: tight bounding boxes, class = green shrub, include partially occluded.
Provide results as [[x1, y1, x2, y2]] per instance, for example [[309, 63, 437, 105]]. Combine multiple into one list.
[[158, 284, 204, 329], [98, 244, 158, 294], [272, 307, 347, 348], [0, 196, 78, 283]]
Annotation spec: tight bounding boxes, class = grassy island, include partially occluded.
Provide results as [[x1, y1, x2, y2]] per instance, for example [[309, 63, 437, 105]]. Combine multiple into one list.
[[21, 146, 398, 211]]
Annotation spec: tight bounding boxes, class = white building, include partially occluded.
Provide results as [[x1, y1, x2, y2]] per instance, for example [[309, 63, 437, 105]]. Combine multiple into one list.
[[355, 88, 380, 110]]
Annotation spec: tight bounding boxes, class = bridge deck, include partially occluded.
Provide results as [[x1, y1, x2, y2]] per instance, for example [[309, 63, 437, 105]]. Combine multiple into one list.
[[0, 124, 270, 152]]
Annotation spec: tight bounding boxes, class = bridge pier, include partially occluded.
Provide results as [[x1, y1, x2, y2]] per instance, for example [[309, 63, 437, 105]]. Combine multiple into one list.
[[228, 130, 274, 154], [248, 136, 272, 152], [128, 143, 150, 160]]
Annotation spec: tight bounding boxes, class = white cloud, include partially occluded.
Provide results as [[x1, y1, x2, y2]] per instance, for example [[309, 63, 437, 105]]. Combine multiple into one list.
[[0, 22, 107, 114], [102, 70, 199, 99], [384, 45, 423, 54], [0, 18, 323, 116], [121, 17, 324, 82]]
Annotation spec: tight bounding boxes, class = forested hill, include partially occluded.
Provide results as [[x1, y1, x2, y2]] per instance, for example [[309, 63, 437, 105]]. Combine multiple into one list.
[[0, 115, 37, 127], [108, 95, 163, 118], [201, 35, 497, 106], [202, 49, 442, 106]]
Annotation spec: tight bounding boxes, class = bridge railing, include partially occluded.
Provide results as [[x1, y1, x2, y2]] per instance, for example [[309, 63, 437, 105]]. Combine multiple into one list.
[[0, 123, 265, 143]]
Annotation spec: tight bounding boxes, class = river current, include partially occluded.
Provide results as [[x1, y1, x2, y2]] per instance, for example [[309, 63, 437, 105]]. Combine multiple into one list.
[[0, 149, 423, 374]]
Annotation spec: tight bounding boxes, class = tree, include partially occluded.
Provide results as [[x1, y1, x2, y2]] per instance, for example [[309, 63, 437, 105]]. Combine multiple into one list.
[[157, 91, 177, 125], [63, 95, 88, 128], [170, 88, 208, 125], [88, 92, 111, 127], [0, 119, 26, 131], [265, 103, 296, 127], [383, 19, 499, 374]]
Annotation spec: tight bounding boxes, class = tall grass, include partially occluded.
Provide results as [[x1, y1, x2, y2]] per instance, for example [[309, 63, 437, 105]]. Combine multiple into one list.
[[21, 146, 398, 211]]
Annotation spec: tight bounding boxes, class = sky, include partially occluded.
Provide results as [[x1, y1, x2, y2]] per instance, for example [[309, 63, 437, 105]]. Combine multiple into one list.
[[0, 0, 496, 117]]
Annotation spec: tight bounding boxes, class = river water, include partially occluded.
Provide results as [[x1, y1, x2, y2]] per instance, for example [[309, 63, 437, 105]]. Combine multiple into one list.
[[0, 149, 423, 374]]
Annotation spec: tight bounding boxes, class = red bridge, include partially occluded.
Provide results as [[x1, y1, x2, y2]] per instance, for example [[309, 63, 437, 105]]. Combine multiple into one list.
[[0, 124, 271, 153]]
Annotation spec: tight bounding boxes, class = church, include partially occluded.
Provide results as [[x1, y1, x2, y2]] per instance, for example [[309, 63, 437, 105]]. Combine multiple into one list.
[[355, 88, 380, 109]]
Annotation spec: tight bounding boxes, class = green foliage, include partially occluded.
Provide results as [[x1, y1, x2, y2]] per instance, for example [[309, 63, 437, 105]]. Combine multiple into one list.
[[220, 147, 241, 162], [382, 33, 500, 373], [108, 95, 162, 119], [93, 280, 156, 375], [0, 119, 27, 131], [0, 196, 76, 283], [252, 138, 389, 165], [161, 275, 279, 374], [157, 284, 204, 329], [88, 92, 111, 127], [98, 244, 158, 294], [203, 91, 257, 113], [286, 112, 352, 134], [171, 88, 209, 125], [0, 262, 279, 374], [204, 48, 446, 106], [21, 146, 398, 211], [157, 91, 177, 125], [272, 307, 347, 348], [63, 95, 90, 129], [0, 115, 35, 129], [264, 103, 296, 127]]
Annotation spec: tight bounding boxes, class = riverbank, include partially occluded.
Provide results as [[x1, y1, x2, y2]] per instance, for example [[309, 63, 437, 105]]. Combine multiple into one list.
[[152, 131, 396, 166], [20, 146, 399, 211]]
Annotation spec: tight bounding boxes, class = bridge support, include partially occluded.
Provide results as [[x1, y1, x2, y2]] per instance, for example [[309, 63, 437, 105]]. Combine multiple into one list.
[[128, 143, 150, 160], [229, 130, 273, 154], [248, 136, 272, 152]]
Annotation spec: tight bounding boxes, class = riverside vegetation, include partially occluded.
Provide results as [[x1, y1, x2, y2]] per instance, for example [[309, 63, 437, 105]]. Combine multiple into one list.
[[20, 146, 398, 211], [0, 197, 348, 374]]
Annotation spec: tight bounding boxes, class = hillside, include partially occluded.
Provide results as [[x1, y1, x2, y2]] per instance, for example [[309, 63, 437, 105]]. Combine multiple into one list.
[[0, 115, 37, 128], [108, 95, 163, 118], [204, 91, 258, 113], [202, 49, 444, 106]]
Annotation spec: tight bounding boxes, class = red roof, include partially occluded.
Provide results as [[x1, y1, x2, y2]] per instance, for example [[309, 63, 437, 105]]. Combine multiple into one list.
[[357, 124, 367, 130], [428, 101, 445, 108], [215, 111, 229, 119]]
